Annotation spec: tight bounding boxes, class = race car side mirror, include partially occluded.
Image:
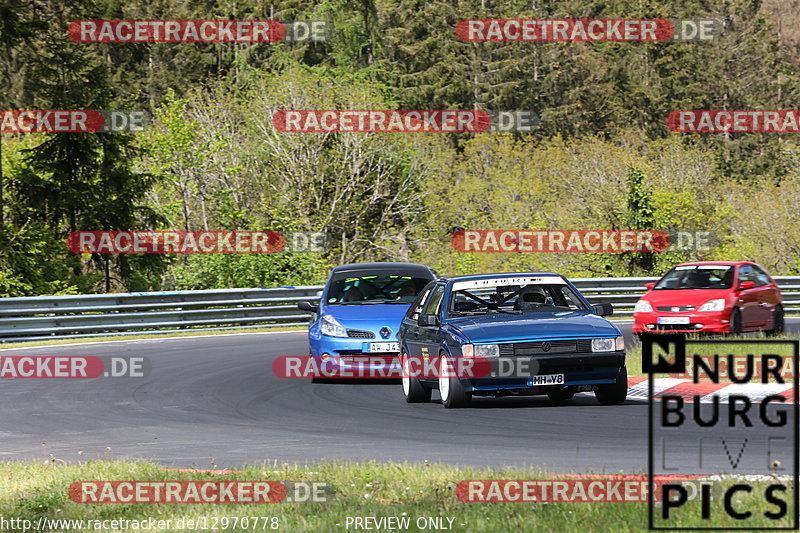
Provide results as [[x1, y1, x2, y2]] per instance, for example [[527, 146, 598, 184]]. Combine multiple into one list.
[[297, 301, 319, 313], [592, 303, 614, 316], [738, 280, 755, 290], [417, 314, 440, 327], [644, 283, 655, 291]]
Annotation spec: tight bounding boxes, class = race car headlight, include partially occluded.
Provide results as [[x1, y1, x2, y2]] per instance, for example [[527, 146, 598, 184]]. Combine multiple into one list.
[[320, 314, 348, 337], [592, 337, 622, 352], [697, 298, 726, 312], [462, 344, 499, 358], [634, 299, 653, 313], [615, 336, 625, 351], [474, 344, 499, 358]]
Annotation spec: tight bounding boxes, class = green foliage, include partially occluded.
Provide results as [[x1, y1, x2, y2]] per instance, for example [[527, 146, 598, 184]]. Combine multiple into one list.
[[414, 133, 745, 279], [4, 0, 800, 295], [1, 0, 167, 294], [164, 252, 329, 290], [624, 168, 654, 230], [620, 167, 656, 273]]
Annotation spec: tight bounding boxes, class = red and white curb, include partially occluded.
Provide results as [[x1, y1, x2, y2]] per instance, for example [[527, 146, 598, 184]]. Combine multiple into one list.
[[626, 376, 795, 403]]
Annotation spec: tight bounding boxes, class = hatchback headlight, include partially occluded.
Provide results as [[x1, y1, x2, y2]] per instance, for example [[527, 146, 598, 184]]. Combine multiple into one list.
[[592, 337, 623, 352], [615, 336, 625, 351], [474, 344, 499, 358], [634, 300, 653, 313], [697, 298, 725, 312], [320, 314, 348, 337], [462, 344, 499, 358]]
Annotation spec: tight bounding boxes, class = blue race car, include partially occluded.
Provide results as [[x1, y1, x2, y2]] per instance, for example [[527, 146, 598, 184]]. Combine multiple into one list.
[[297, 262, 437, 382], [397, 273, 627, 407]]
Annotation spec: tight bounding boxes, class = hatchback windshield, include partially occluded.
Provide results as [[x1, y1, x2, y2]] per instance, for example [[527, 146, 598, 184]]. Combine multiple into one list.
[[448, 276, 590, 317], [326, 274, 431, 304], [654, 265, 734, 290]]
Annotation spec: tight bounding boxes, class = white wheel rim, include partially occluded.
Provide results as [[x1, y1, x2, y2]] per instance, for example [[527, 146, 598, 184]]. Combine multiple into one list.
[[401, 355, 411, 396], [439, 357, 450, 401]]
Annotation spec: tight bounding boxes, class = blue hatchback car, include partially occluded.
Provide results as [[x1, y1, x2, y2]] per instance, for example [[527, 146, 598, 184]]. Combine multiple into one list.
[[297, 262, 438, 381], [397, 273, 627, 407]]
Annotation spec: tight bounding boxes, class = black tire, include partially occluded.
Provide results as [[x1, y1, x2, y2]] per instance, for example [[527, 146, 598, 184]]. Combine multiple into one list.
[[401, 352, 431, 403], [595, 366, 628, 405], [767, 305, 784, 336], [547, 389, 575, 403], [729, 308, 742, 335], [439, 354, 471, 408]]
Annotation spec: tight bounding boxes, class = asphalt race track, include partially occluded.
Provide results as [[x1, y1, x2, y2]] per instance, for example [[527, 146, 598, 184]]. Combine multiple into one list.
[[1, 318, 798, 472]]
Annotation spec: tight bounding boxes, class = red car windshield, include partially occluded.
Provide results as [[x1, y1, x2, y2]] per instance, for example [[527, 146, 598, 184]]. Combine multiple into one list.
[[654, 265, 734, 290]]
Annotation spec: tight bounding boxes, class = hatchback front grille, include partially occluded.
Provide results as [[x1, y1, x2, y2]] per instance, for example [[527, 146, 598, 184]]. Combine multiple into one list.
[[651, 324, 698, 331], [576, 339, 592, 352], [347, 329, 375, 339], [656, 306, 695, 312], [499, 339, 593, 356]]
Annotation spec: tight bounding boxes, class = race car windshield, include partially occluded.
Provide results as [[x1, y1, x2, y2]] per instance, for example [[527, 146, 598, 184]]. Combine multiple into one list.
[[326, 274, 431, 304], [654, 265, 734, 290], [448, 281, 590, 317]]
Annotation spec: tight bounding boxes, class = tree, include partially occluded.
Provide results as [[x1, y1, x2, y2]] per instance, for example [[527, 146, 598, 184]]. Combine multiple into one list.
[[622, 167, 656, 273], [9, 0, 166, 292]]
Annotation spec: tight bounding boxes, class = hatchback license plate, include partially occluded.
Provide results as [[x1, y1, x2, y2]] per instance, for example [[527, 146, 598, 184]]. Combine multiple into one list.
[[657, 317, 690, 324], [365, 342, 399, 353], [527, 374, 565, 386]]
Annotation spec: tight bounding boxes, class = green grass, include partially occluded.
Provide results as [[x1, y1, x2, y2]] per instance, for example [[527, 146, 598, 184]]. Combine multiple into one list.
[[0, 327, 305, 350], [0, 460, 794, 532]]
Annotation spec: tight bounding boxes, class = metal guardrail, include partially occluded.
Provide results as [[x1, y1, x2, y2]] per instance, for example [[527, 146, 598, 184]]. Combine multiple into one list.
[[0, 277, 798, 343], [0, 287, 323, 343]]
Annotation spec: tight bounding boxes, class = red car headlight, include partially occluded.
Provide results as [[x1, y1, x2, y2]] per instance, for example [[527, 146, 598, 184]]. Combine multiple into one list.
[[697, 298, 726, 312]]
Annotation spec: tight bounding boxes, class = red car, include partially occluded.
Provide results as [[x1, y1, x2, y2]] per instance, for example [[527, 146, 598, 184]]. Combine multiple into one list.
[[633, 261, 784, 335]]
